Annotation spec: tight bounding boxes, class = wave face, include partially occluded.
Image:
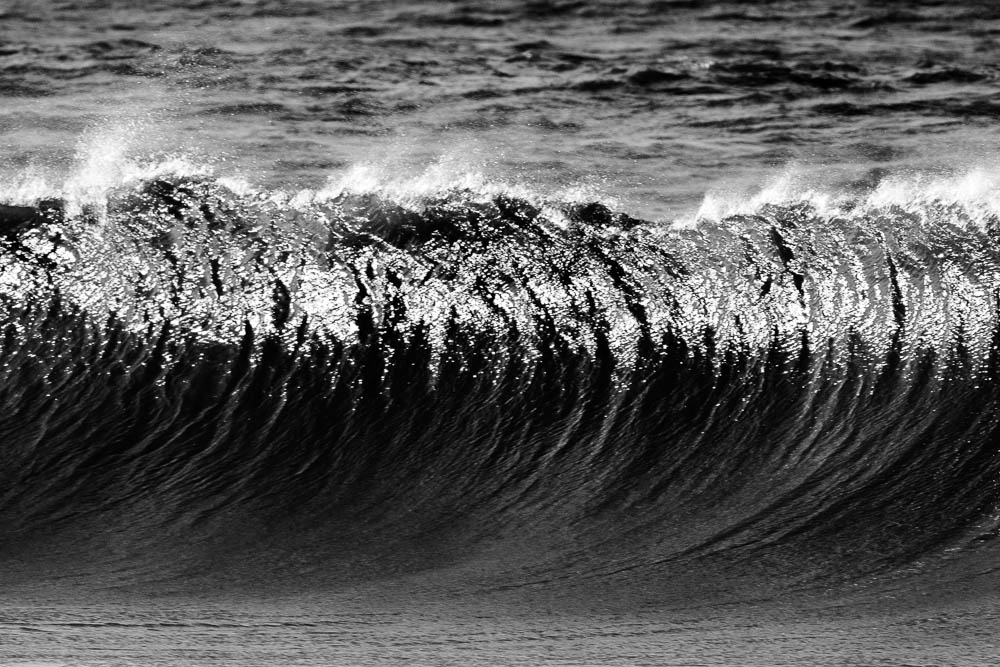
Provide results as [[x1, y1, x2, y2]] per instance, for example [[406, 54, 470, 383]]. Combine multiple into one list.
[[2, 174, 1000, 595]]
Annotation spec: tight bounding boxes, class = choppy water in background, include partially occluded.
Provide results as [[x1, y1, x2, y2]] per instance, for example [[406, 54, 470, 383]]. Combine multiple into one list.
[[3, 1, 1000, 665], [5, 0, 1000, 218]]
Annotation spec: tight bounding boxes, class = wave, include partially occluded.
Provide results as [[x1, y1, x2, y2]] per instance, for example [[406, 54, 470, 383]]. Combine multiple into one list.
[[2, 168, 1000, 591]]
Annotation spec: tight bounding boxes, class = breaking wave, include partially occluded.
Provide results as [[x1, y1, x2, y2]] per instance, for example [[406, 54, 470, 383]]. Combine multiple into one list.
[[3, 162, 1000, 592]]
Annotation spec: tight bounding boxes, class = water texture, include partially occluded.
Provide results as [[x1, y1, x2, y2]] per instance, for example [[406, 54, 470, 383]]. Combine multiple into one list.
[[2, 1, 1000, 665]]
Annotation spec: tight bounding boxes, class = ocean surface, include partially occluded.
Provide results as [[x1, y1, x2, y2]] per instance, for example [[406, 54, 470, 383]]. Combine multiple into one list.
[[3, 1, 1000, 665]]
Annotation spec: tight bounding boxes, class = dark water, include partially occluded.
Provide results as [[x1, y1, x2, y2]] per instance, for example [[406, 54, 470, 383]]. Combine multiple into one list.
[[3, 1, 1000, 665]]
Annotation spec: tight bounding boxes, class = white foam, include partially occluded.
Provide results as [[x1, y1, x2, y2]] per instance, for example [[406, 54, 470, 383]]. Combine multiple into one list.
[[62, 124, 212, 218], [0, 171, 53, 206], [681, 165, 1000, 229], [310, 158, 621, 218], [864, 169, 1000, 215], [0, 115, 215, 219], [315, 163, 523, 208]]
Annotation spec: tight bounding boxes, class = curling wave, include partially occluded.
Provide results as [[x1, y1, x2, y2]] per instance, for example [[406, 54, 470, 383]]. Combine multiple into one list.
[[2, 172, 1000, 592]]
